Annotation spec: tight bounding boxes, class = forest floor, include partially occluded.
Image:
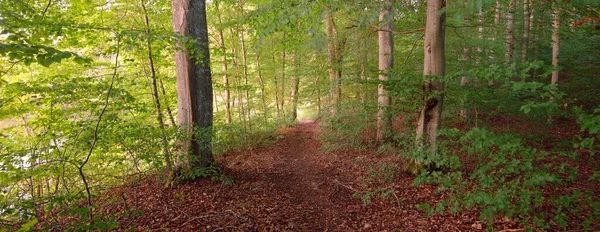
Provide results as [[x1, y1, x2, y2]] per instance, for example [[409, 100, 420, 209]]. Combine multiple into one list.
[[99, 119, 524, 231]]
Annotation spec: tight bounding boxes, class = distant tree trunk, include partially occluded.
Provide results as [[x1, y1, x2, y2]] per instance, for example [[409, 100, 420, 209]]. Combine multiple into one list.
[[376, 2, 393, 143], [490, 0, 501, 86], [551, 2, 560, 86], [290, 49, 300, 122], [216, 2, 231, 124], [324, 7, 342, 117], [256, 54, 268, 125], [280, 42, 287, 119], [522, 0, 531, 65], [359, 39, 368, 104], [315, 75, 322, 115], [141, 0, 171, 174], [459, 47, 470, 121], [239, 0, 252, 131], [476, 3, 484, 73], [415, 0, 445, 161], [171, 0, 214, 172], [506, 0, 516, 65], [229, 28, 247, 129]]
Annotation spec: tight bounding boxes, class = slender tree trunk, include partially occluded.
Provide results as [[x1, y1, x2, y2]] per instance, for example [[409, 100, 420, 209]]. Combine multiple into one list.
[[290, 49, 300, 122], [229, 28, 247, 129], [551, 2, 560, 86], [256, 54, 268, 125], [415, 0, 446, 162], [506, 0, 516, 65], [142, 0, 171, 174], [459, 47, 470, 121], [324, 7, 341, 117], [216, 1, 231, 124], [489, 0, 501, 86], [315, 75, 322, 115], [171, 0, 214, 172], [359, 38, 368, 104], [522, 0, 531, 65], [239, 0, 252, 131], [280, 39, 286, 119], [376, 2, 393, 143], [273, 49, 281, 117], [158, 79, 176, 126]]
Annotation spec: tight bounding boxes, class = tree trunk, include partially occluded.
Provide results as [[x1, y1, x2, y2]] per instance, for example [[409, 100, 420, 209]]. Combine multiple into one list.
[[376, 2, 393, 143], [280, 39, 286, 119], [256, 54, 268, 125], [522, 0, 531, 65], [142, 0, 171, 174], [506, 0, 516, 65], [551, 2, 560, 86], [171, 0, 214, 172], [239, 0, 252, 131], [324, 7, 341, 117], [415, 0, 446, 160], [229, 28, 247, 129], [216, 1, 232, 124], [359, 37, 368, 104], [290, 49, 300, 122], [158, 79, 176, 126]]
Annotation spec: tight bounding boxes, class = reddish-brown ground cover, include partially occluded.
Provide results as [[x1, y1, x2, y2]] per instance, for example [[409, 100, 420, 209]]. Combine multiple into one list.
[[93, 120, 527, 231]]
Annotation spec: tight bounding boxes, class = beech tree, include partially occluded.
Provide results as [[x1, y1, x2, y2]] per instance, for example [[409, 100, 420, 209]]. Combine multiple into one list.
[[376, 1, 394, 143], [415, 0, 446, 158], [324, 7, 343, 117], [551, 1, 560, 86], [172, 0, 214, 172]]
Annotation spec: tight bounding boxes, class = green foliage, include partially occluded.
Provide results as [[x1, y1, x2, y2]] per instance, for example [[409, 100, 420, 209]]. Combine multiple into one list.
[[353, 162, 399, 206], [574, 106, 600, 156], [414, 127, 600, 230]]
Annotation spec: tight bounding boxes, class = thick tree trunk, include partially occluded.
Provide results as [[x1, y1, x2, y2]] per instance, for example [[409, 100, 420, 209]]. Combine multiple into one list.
[[415, 0, 445, 159], [551, 2, 560, 86], [376, 3, 393, 143], [324, 8, 341, 117], [172, 0, 214, 171]]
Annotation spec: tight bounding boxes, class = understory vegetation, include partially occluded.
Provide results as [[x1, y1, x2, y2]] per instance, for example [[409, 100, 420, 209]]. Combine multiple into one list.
[[1, 0, 599, 231]]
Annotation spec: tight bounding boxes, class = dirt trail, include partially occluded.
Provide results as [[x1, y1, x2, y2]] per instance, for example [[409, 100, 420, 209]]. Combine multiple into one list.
[[99, 121, 495, 231]]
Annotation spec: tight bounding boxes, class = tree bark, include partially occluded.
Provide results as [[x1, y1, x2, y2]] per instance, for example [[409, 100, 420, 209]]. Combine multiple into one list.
[[280, 38, 286, 119], [506, 0, 516, 65], [172, 0, 214, 171], [522, 0, 531, 64], [376, 2, 393, 143], [324, 7, 342, 117], [290, 49, 300, 122], [415, 0, 445, 158], [551, 2, 560, 86]]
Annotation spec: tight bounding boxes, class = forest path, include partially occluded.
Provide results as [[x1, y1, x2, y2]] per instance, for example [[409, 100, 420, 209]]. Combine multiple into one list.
[[107, 120, 490, 231], [223, 119, 354, 230]]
